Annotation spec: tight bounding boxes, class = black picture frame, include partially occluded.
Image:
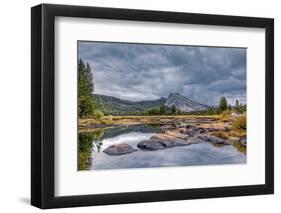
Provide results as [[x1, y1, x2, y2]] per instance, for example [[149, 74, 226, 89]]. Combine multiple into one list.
[[31, 3, 274, 209]]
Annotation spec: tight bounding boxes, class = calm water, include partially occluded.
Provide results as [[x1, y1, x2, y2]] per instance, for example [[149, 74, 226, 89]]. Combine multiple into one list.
[[78, 124, 246, 170]]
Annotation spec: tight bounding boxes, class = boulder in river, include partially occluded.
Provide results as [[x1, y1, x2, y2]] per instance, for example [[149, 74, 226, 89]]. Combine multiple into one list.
[[138, 139, 189, 151], [198, 134, 231, 145], [187, 136, 206, 144], [151, 133, 186, 143], [164, 130, 190, 140], [180, 126, 207, 136], [103, 143, 137, 155]]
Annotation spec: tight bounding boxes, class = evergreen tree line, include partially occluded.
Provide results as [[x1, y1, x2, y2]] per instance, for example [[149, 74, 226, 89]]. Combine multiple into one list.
[[187, 97, 246, 116], [142, 97, 246, 116], [217, 97, 246, 114], [78, 59, 105, 118], [142, 104, 180, 116]]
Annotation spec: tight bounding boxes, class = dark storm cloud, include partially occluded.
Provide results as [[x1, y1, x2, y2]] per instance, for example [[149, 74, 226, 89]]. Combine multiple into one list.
[[78, 41, 246, 106]]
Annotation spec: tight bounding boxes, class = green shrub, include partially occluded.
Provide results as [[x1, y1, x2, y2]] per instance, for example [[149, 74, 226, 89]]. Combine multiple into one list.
[[94, 110, 104, 120], [232, 115, 246, 130]]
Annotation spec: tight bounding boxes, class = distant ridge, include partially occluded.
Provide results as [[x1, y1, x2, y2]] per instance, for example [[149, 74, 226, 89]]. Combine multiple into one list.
[[93, 94, 166, 115]]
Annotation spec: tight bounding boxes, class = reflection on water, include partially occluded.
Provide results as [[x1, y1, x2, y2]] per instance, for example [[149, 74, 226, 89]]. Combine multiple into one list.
[[78, 129, 104, 170], [78, 124, 246, 170]]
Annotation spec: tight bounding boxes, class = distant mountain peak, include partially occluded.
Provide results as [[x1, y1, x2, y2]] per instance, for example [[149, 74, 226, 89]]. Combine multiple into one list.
[[165, 93, 208, 112], [93, 93, 209, 115]]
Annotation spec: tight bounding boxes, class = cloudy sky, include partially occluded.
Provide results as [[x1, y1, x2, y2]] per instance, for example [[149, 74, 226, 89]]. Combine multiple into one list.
[[78, 41, 246, 106]]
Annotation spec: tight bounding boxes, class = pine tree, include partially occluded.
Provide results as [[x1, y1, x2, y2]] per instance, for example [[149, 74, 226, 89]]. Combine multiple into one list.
[[171, 105, 176, 114], [97, 97, 105, 113], [218, 97, 228, 113], [78, 59, 94, 117], [159, 104, 166, 115], [228, 104, 232, 111], [235, 100, 240, 111]]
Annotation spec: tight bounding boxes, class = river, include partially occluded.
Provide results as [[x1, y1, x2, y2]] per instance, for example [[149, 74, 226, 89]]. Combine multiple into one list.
[[78, 124, 246, 170]]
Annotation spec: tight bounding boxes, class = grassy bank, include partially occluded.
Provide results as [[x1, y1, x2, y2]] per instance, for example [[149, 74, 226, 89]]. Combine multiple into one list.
[[79, 115, 220, 132]]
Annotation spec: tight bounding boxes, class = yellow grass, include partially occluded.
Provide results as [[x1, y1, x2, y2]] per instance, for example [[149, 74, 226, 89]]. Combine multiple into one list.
[[80, 115, 219, 127], [79, 115, 220, 133], [108, 115, 219, 119], [211, 131, 230, 139]]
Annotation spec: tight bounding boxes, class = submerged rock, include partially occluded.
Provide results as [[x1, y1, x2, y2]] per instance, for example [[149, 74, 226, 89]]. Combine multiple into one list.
[[103, 143, 137, 155], [138, 139, 189, 151], [198, 134, 231, 145]]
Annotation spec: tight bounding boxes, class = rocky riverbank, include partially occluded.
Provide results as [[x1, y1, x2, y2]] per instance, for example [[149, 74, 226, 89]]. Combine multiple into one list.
[[102, 120, 246, 155]]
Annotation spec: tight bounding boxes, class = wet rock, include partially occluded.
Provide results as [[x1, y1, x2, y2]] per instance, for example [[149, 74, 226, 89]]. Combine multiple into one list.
[[198, 134, 231, 145], [137, 140, 165, 151], [176, 123, 189, 128], [138, 139, 189, 151], [240, 137, 247, 147], [205, 127, 220, 132], [187, 136, 206, 144], [151, 134, 186, 143], [160, 124, 175, 130], [151, 131, 204, 145], [180, 126, 207, 136], [196, 127, 208, 134], [164, 130, 190, 140], [161, 140, 189, 148], [224, 126, 232, 131], [103, 143, 137, 155], [205, 127, 230, 132], [183, 129, 197, 137], [186, 124, 196, 129]]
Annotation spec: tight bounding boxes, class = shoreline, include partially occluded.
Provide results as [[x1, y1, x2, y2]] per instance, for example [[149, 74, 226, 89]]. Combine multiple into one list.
[[78, 114, 246, 153], [79, 115, 221, 132]]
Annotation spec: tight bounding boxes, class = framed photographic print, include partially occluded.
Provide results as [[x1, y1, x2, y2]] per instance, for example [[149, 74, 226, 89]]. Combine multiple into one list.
[[31, 3, 274, 209]]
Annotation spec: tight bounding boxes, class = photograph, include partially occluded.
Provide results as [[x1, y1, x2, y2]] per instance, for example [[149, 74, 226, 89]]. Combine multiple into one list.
[[29, 3, 274, 209], [78, 41, 247, 171]]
